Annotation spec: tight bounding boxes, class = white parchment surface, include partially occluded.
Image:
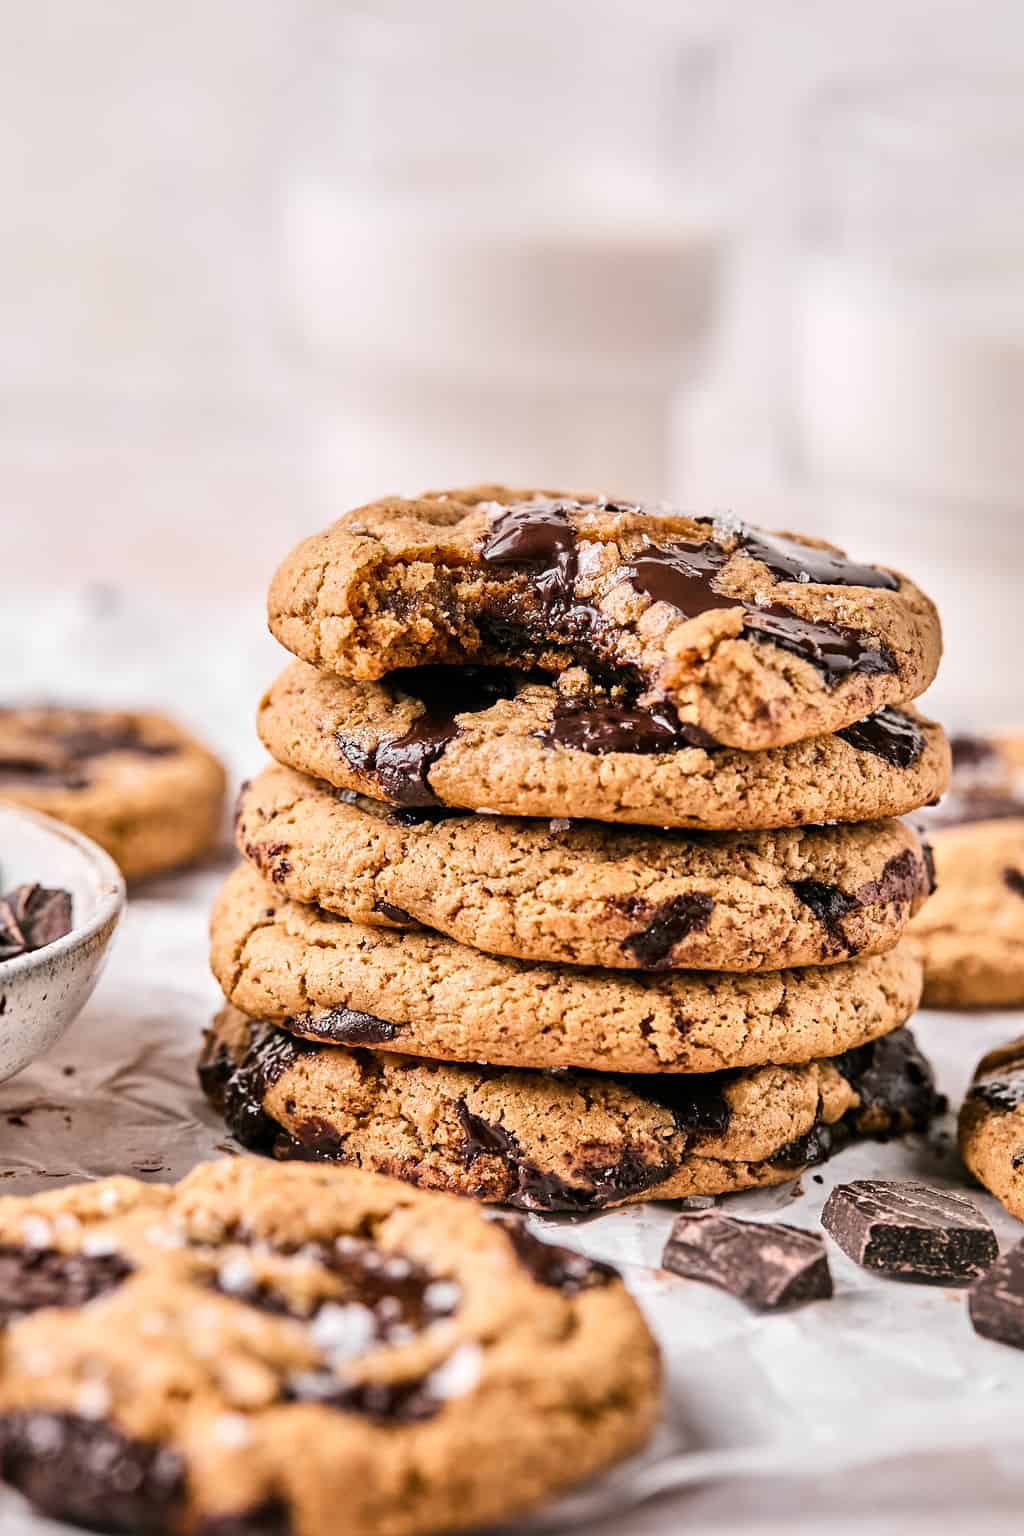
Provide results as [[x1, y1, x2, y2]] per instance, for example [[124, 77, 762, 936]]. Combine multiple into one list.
[[2, 590, 1023, 1534]]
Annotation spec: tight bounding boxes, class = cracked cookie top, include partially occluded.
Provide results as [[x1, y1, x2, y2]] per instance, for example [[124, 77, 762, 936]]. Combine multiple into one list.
[[267, 486, 941, 751]]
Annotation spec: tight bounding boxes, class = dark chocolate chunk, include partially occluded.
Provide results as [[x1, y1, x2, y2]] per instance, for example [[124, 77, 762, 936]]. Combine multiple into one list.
[[479, 502, 897, 687], [0, 1413, 184, 1533], [290, 1007, 407, 1048], [770, 1120, 844, 1172], [969, 1240, 1024, 1350], [0, 1244, 133, 1324], [821, 1180, 998, 1284], [662, 1209, 833, 1311], [0, 884, 73, 962], [617, 1070, 735, 1137], [835, 706, 927, 767], [791, 854, 924, 956], [491, 1215, 616, 1294], [832, 1028, 941, 1133], [456, 1101, 674, 1212], [538, 696, 718, 755], [372, 899, 415, 924], [613, 892, 715, 968], [335, 667, 517, 806], [212, 1232, 459, 1338], [480, 500, 580, 607], [1005, 868, 1024, 899], [790, 878, 860, 948], [737, 527, 899, 590], [284, 1371, 442, 1423], [626, 538, 896, 683], [967, 1064, 1024, 1113], [198, 1021, 316, 1152]]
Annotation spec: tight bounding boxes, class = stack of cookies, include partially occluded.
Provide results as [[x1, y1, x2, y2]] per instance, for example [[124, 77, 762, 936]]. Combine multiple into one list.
[[204, 487, 951, 1213]]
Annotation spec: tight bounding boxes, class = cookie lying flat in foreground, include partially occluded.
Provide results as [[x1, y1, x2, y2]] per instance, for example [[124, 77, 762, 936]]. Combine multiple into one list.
[[0, 1158, 659, 1536], [267, 486, 941, 752]]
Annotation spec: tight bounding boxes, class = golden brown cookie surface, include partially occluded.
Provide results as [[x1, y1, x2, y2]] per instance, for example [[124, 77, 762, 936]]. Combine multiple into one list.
[[267, 487, 942, 751], [257, 661, 950, 831], [210, 865, 924, 1074], [202, 1009, 940, 1212], [236, 764, 933, 971], [0, 1158, 659, 1536], [910, 733, 1024, 1007], [959, 1037, 1024, 1222], [0, 705, 225, 881]]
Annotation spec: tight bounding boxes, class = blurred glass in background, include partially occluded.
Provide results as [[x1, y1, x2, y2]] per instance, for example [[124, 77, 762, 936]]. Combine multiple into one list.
[[286, 2, 727, 502], [793, 81, 1024, 725]]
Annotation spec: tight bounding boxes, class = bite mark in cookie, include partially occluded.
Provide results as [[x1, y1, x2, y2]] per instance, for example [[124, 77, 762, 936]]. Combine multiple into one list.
[[266, 486, 941, 751]]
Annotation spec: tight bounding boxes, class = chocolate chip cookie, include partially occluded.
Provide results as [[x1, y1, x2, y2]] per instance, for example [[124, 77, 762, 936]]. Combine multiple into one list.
[[210, 865, 924, 1073], [201, 1008, 939, 1212], [910, 733, 1024, 1007], [236, 764, 933, 971], [0, 706, 226, 881], [257, 661, 950, 831], [959, 1038, 1024, 1221], [0, 1157, 659, 1535], [267, 487, 941, 751]]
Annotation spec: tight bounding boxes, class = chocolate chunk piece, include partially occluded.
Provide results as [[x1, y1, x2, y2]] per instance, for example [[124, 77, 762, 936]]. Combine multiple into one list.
[[1004, 868, 1024, 899], [662, 1209, 833, 1311], [335, 667, 517, 806], [0, 884, 73, 963], [0, 1413, 185, 1534], [491, 1215, 616, 1294], [790, 879, 860, 949], [969, 1241, 1024, 1350], [614, 892, 715, 968], [625, 538, 896, 683], [0, 1245, 133, 1323], [821, 1180, 998, 1284], [835, 707, 927, 767], [456, 1101, 675, 1212], [538, 696, 717, 755]]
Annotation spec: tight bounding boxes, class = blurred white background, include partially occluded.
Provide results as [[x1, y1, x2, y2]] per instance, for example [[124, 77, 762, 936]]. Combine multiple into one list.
[[4, 0, 1023, 726]]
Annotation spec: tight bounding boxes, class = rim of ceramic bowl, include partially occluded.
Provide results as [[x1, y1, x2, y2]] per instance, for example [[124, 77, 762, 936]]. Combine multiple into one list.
[[0, 803, 126, 977]]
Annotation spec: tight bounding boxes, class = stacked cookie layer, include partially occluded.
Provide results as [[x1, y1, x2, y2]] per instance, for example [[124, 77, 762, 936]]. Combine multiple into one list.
[[206, 486, 950, 1211]]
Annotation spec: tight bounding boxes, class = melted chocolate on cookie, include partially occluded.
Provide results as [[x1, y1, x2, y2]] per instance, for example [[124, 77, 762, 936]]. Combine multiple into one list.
[[478, 501, 898, 690], [490, 1216, 616, 1293], [611, 892, 715, 968], [335, 668, 517, 807], [0, 1245, 133, 1324], [791, 849, 926, 954], [0, 1414, 185, 1534], [835, 707, 927, 768], [538, 696, 718, 754]]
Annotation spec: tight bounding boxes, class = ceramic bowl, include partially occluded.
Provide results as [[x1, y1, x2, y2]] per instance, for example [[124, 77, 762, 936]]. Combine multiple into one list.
[[0, 804, 124, 1082]]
